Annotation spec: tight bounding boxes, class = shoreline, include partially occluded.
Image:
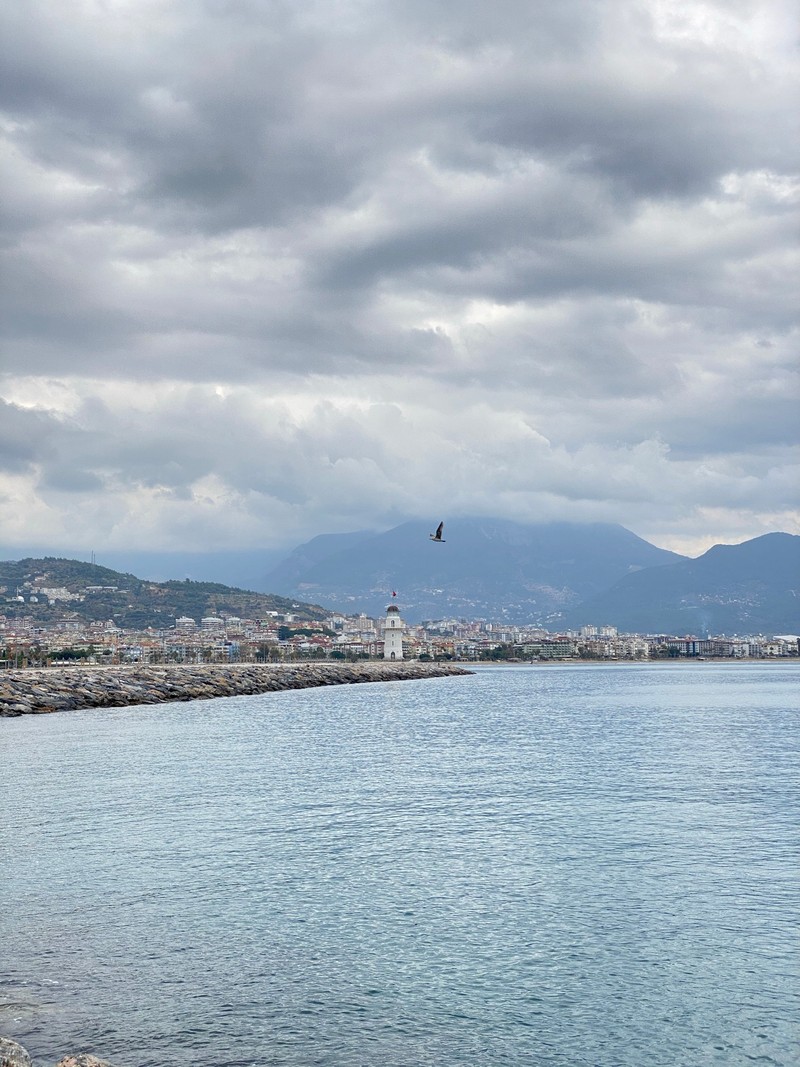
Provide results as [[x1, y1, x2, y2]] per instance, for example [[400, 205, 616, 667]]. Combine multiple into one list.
[[465, 657, 794, 665], [0, 661, 472, 717], [465, 657, 793, 664]]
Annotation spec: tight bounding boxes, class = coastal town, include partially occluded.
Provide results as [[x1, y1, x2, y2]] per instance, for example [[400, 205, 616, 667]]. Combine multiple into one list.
[[2, 596, 796, 668]]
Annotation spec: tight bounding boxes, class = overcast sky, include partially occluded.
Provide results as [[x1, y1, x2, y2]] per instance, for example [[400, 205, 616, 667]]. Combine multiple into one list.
[[1, 0, 798, 560]]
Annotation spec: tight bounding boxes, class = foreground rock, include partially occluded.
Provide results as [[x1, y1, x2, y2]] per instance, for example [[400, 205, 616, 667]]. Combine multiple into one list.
[[55, 1058, 115, 1067], [0, 661, 471, 716], [0, 1040, 114, 1067], [0, 1037, 32, 1067]]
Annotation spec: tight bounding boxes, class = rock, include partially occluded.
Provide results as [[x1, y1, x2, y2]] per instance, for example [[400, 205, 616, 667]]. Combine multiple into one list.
[[0, 1037, 119, 1067], [0, 662, 472, 715], [55, 1056, 116, 1067], [0, 702, 32, 716], [0, 1037, 32, 1067]]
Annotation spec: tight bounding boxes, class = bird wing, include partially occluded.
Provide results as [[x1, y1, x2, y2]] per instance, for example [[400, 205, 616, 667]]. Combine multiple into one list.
[[436, 521, 444, 538]]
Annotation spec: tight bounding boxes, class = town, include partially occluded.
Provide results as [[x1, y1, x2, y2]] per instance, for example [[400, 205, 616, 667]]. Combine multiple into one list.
[[1, 596, 796, 667]]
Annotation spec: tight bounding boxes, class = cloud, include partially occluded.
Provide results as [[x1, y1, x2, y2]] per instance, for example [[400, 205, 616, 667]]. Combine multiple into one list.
[[1, 0, 798, 560]]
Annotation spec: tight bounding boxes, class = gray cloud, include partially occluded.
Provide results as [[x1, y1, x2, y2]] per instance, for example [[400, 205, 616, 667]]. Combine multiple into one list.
[[0, 400, 58, 472], [1, 0, 797, 559]]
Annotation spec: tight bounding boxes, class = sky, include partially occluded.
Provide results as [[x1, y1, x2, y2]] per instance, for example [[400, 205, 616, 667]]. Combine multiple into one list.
[[1, 0, 798, 562]]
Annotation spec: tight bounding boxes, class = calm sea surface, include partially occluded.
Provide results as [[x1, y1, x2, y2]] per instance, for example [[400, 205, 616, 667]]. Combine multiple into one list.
[[1, 663, 798, 1067]]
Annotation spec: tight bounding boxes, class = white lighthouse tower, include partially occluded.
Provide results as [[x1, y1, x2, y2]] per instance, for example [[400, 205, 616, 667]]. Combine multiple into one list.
[[383, 602, 405, 660]]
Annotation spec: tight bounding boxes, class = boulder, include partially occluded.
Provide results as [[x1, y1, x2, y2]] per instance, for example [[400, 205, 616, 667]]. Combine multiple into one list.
[[0, 1037, 32, 1067], [55, 1057, 116, 1067]]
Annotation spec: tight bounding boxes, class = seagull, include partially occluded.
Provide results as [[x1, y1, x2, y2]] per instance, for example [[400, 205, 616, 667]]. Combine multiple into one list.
[[429, 521, 445, 542]]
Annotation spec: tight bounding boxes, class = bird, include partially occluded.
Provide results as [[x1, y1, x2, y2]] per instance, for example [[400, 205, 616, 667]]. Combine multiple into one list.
[[429, 521, 445, 542]]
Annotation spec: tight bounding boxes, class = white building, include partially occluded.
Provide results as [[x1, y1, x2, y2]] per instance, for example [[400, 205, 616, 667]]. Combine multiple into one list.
[[383, 603, 405, 660]]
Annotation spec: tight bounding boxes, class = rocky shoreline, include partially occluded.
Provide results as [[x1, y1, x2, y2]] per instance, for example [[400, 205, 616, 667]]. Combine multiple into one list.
[[0, 661, 471, 717], [1, 1038, 113, 1067]]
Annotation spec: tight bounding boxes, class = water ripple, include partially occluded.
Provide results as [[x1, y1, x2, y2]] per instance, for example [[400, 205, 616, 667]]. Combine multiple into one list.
[[1, 663, 798, 1066]]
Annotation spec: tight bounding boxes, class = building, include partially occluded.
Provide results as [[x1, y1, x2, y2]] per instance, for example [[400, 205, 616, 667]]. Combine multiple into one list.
[[383, 603, 405, 660]]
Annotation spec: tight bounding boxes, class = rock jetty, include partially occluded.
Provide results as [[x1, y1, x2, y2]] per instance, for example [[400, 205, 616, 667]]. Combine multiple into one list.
[[0, 1038, 113, 1067], [0, 661, 471, 717]]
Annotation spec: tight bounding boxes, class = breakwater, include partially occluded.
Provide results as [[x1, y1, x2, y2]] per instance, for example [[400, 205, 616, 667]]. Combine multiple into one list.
[[0, 661, 471, 717]]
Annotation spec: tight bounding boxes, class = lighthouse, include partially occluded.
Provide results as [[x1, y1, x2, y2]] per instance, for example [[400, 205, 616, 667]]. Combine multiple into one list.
[[383, 602, 405, 660]]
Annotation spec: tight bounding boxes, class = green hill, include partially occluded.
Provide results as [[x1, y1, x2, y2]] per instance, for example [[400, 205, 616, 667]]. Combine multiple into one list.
[[0, 557, 328, 629]]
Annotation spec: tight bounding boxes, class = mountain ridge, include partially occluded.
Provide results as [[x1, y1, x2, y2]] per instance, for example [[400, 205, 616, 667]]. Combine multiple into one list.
[[263, 518, 687, 622], [3, 524, 796, 634], [559, 531, 800, 634]]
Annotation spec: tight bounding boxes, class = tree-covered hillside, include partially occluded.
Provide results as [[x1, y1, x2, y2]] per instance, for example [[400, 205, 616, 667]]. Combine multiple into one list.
[[0, 557, 328, 628]]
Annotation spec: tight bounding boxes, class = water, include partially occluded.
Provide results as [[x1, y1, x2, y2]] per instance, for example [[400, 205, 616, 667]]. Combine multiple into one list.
[[1, 662, 798, 1067]]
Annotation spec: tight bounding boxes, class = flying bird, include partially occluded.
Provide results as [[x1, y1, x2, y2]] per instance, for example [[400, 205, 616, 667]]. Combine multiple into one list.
[[429, 521, 445, 542]]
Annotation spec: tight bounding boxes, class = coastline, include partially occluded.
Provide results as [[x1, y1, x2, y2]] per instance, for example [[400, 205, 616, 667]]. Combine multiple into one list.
[[0, 661, 472, 717], [464, 657, 794, 666]]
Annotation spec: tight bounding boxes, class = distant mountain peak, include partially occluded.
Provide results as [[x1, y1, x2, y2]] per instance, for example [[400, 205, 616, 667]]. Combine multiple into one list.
[[561, 531, 799, 634], [263, 518, 687, 623]]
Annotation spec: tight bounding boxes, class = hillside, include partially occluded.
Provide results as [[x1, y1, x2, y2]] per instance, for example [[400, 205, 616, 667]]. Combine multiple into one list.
[[561, 532, 800, 634], [0, 557, 328, 629], [6, 529, 794, 634], [263, 519, 686, 622], [0, 545, 291, 589], [256, 530, 376, 592]]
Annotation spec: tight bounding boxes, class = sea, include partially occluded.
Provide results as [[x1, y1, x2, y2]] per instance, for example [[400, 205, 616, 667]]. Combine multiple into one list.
[[1, 662, 798, 1067]]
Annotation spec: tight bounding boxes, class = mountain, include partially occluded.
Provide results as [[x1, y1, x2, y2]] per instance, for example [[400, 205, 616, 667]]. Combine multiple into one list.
[[259, 531, 376, 592], [0, 546, 290, 590], [560, 532, 800, 634], [8, 529, 793, 634], [0, 557, 329, 629], [262, 519, 686, 622]]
